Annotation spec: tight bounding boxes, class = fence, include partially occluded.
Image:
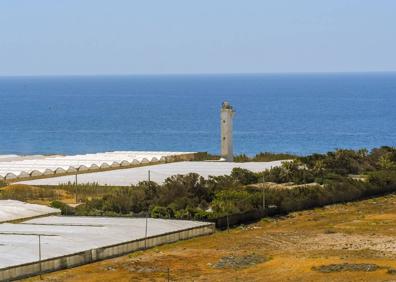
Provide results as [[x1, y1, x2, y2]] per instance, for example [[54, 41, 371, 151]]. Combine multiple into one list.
[[209, 207, 278, 229]]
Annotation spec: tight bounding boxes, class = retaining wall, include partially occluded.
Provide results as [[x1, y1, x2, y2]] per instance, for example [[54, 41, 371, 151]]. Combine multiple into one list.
[[0, 223, 214, 281]]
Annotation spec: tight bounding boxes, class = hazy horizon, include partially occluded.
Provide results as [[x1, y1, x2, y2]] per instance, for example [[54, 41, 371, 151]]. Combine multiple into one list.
[[1, 71, 396, 78], [1, 0, 396, 76]]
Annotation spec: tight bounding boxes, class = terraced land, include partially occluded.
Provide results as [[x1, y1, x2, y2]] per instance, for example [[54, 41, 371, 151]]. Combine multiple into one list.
[[25, 194, 396, 281]]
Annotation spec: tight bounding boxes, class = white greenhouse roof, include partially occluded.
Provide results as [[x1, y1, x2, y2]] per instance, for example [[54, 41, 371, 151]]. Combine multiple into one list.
[[0, 200, 60, 223], [0, 216, 210, 268], [19, 161, 284, 187], [0, 151, 194, 181]]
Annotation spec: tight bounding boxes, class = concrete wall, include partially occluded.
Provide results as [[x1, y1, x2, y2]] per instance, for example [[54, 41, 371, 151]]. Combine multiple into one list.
[[0, 223, 214, 281]]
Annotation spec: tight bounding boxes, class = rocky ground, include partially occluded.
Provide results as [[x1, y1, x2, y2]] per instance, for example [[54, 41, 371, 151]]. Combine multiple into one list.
[[25, 194, 396, 281]]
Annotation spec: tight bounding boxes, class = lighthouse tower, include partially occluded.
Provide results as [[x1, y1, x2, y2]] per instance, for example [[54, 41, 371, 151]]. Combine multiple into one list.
[[220, 101, 235, 162]]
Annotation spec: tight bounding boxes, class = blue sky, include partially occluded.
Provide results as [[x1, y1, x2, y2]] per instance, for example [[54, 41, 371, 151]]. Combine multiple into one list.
[[0, 0, 395, 75]]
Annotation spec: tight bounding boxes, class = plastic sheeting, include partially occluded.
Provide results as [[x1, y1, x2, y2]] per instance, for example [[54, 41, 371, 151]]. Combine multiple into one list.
[[0, 151, 194, 180], [0, 200, 60, 223]]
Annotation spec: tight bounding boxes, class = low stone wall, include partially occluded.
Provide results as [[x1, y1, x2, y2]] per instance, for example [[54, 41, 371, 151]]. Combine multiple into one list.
[[0, 223, 214, 281]]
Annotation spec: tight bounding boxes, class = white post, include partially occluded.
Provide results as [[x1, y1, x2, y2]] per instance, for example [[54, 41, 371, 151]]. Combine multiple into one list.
[[144, 213, 148, 249], [38, 235, 42, 280], [75, 170, 78, 204], [262, 176, 266, 210], [220, 101, 235, 162]]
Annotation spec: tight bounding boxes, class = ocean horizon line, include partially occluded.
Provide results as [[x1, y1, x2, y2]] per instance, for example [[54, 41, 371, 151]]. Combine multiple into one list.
[[1, 70, 396, 78]]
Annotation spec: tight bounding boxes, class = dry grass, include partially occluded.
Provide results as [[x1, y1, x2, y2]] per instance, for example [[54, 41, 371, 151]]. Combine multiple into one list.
[[21, 193, 396, 281], [0, 184, 75, 205]]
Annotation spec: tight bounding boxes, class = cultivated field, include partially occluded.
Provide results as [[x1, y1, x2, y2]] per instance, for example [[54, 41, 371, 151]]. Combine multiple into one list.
[[24, 193, 396, 281]]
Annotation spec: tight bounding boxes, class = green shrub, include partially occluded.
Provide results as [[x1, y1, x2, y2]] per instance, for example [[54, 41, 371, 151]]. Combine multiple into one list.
[[234, 152, 297, 162], [193, 210, 213, 220], [150, 206, 174, 218], [212, 190, 257, 215], [50, 201, 75, 215], [36, 147, 396, 225], [231, 167, 258, 185]]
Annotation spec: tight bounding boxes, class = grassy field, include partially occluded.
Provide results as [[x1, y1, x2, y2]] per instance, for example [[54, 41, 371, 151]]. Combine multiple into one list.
[[0, 184, 75, 205], [22, 193, 396, 282]]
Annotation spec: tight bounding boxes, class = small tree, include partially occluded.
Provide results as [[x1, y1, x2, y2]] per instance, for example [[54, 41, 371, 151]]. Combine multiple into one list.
[[231, 167, 258, 185]]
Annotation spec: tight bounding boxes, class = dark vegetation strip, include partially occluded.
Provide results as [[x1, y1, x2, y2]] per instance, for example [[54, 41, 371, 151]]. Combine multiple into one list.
[[194, 151, 297, 162], [2, 147, 396, 228]]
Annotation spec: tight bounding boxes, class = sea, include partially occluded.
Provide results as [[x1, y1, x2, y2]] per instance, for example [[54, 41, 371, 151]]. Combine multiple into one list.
[[0, 73, 395, 156]]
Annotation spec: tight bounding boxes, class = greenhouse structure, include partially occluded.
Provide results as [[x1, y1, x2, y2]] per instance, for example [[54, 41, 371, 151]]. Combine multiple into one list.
[[0, 151, 195, 180]]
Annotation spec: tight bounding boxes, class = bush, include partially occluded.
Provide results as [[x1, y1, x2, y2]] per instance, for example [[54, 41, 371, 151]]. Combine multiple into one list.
[[234, 152, 297, 162], [32, 147, 396, 225], [193, 210, 214, 220], [150, 206, 174, 218], [253, 152, 297, 162], [231, 168, 258, 185], [50, 201, 75, 215], [212, 190, 257, 215], [233, 154, 250, 162]]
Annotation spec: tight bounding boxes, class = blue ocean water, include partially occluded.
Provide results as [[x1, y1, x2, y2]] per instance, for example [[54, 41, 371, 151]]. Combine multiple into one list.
[[0, 73, 395, 156]]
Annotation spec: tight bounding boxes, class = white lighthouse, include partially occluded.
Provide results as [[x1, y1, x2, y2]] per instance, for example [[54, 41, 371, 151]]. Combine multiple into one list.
[[220, 101, 235, 162]]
